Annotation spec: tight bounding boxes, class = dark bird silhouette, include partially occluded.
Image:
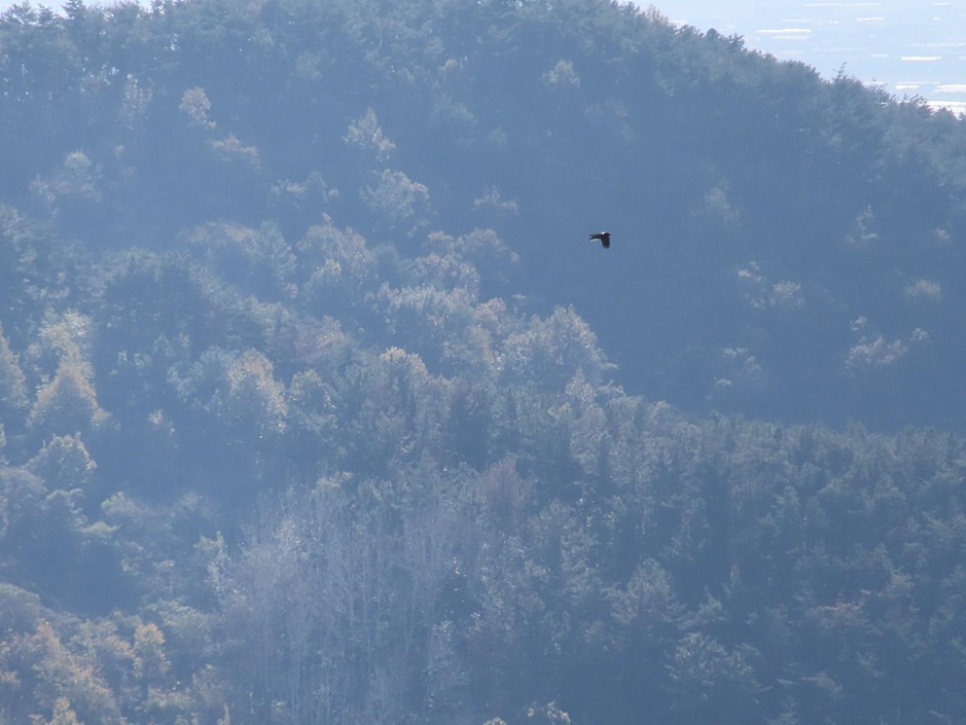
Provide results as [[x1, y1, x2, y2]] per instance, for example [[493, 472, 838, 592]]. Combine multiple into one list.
[[589, 231, 611, 249]]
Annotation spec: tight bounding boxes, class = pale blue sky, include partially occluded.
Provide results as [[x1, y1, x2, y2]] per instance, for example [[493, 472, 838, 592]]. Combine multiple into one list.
[[646, 1, 966, 113]]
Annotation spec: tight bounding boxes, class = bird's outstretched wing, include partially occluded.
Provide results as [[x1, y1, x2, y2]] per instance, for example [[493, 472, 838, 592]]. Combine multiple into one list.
[[589, 232, 611, 249]]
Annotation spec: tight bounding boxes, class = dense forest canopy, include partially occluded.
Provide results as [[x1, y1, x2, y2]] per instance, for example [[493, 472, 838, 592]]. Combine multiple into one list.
[[2, 0, 966, 723]]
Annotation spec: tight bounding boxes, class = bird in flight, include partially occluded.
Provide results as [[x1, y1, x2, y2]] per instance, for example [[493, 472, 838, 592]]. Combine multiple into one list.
[[589, 231, 611, 249]]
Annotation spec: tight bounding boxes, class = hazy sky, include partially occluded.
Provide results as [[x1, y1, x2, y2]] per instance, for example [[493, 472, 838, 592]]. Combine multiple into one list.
[[646, 1, 966, 113]]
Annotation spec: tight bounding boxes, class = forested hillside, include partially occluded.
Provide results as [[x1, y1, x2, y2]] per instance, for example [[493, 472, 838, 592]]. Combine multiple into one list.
[[2, 0, 966, 723]]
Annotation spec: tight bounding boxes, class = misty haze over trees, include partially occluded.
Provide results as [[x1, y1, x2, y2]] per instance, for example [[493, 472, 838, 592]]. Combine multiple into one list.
[[1, 0, 966, 723]]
